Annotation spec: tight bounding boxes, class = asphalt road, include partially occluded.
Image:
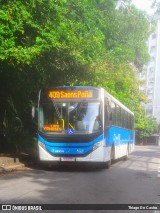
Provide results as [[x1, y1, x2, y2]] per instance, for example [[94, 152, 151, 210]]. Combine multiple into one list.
[[0, 145, 160, 213]]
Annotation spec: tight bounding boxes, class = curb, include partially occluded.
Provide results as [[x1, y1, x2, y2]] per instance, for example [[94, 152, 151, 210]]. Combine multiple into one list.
[[0, 154, 38, 174], [0, 163, 26, 174]]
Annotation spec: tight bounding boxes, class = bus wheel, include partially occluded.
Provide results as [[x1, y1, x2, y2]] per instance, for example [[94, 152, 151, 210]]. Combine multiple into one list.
[[101, 159, 111, 169], [123, 144, 129, 161], [102, 146, 114, 169], [106, 159, 111, 169]]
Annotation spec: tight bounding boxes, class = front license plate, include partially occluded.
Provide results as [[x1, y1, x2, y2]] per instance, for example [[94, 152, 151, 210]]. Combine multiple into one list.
[[61, 157, 75, 162]]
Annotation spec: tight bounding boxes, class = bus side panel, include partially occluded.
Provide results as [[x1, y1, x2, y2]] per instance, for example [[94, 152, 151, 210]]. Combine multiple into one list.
[[76, 144, 110, 162], [105, 126, 134, 159]]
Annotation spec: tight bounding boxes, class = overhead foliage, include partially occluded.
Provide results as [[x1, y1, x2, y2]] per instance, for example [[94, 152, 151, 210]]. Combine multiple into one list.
[[0, 0, 157, 151], [0, 0, 105, 64]]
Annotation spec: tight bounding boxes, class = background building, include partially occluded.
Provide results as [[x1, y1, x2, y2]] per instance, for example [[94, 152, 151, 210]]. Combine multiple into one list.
[[140, 18, 160, 124]]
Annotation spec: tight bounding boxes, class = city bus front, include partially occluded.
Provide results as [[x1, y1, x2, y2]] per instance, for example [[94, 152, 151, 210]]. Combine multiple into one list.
[[38, 87, 105, 163]]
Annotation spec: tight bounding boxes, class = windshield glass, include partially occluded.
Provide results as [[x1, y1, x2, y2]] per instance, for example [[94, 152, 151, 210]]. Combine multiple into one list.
[[39, 102, 102, 134]]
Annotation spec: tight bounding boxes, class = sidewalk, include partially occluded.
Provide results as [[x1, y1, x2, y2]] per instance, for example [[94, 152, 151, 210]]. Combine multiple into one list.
[[0, 154, 35, 174]]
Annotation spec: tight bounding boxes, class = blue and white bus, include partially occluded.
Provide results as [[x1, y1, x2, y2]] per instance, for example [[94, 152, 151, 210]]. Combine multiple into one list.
[[38, 86, 134, 168]]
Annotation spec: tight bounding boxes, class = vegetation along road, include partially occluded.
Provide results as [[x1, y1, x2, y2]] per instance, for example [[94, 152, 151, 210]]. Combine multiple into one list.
[[0, 1, 159, 155], [1, 1, 160, 212], [0, 145, 160, 213]]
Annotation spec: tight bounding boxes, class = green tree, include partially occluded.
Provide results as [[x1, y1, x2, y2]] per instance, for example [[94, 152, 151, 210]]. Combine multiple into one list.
[[136, 115, 158, 141], [0, 0, 156, 152]]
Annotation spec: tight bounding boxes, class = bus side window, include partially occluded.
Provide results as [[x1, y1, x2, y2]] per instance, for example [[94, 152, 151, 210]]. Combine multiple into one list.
[[121, 109, 124, 128], [131, 115, 134, 129], [129, 114, 132, 129], [111, 102, 116, 125], [130, 114, 134, 130], [126, 113, 130, 129], [116, 105, 121, 126], [104, 97, 110, 127], [123, 111, 127, 128]]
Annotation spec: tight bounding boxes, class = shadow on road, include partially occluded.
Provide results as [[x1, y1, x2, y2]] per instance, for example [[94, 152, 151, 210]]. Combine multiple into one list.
[[18, 153, 126, 173], [0, 145, 160, 212]]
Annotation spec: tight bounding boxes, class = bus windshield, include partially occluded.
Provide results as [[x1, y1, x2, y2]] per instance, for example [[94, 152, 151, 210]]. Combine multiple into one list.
[[39, 101, 102, 134]]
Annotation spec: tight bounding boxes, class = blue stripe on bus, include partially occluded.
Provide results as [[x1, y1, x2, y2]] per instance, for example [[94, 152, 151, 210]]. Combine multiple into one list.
[[38, 134, 103, 155], [38, 134, 103, 147], [106, 126, 134, 147], [38, 126, 134, 155]]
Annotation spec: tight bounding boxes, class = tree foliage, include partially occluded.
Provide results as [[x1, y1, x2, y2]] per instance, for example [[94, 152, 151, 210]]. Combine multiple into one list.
[[0, 0, 157, 151]]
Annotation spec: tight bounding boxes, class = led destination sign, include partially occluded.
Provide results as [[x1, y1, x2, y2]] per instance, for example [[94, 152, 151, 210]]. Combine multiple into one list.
[[43, 124, 62, 132], [48, 90, 94, 99]]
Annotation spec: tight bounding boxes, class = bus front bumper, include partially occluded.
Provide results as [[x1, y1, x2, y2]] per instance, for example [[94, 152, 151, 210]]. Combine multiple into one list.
[[38, 144, 110, 163]]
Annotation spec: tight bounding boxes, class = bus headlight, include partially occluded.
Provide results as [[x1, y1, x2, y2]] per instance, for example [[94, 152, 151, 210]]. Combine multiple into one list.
[[39, 141, 46, 150], [93, 141, 102, 150]]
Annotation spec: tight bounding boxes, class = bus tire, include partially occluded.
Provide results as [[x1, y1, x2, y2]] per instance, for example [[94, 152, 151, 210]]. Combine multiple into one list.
[[102, 146, 114, 169], [101, 159, 111, 169], [106, 159, 111, 169], [111, 144, 115, 162], [123, 144, 129, 161]]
